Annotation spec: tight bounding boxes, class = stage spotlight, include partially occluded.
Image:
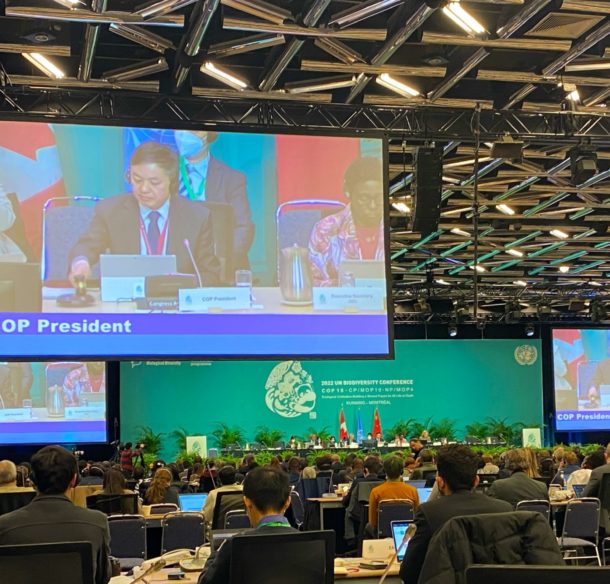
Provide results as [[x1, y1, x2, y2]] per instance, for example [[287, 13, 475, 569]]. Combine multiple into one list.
[[525, 324, 535, 337], [570, 141, 598, 185], [490, 134, 523, 162], [505, 301, 522, 323], [448, 323, 458, 338], [414, 296, 431, 313]]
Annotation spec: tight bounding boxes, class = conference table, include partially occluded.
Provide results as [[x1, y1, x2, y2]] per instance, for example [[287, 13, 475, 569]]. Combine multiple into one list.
[[108, 558, 402, 583], [42, 287, 385, 315]]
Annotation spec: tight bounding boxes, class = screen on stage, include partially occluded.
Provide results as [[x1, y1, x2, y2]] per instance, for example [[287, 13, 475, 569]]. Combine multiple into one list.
[[0, 121, 389, 358], [553, 328, 610, 431], [0, 361, 107, 444]]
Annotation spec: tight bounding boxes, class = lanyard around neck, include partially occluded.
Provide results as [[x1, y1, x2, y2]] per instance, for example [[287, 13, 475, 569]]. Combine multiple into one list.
[[180, 156, 205, 200], [138, 215, 169, 255]]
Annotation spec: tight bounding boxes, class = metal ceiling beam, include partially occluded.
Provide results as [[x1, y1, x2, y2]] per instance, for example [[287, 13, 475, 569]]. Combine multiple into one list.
[[300, 59, 446, 78], [346, 0, 438, 104], [258, 0, 331, 92], [0, 44, 71, 56], [422, 31, 570, 52], [3, 6, 184, 26], [78, 0, 108, 83]]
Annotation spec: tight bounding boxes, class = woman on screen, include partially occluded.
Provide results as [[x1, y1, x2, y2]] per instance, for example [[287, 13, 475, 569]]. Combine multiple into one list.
[[0, 185, 26, 263], [308, 157, 384, 286]]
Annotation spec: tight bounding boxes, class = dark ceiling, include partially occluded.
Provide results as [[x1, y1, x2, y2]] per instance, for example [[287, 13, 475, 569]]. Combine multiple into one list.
[[1, 0, 610, 323]]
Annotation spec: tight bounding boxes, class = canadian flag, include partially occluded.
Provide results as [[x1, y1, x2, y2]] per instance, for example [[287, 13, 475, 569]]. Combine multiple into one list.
[[0, 121, 65, 258], [339, 407, 348, 442]]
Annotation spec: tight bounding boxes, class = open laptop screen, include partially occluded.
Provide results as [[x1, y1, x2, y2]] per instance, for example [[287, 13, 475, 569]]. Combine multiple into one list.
[[391, 520, 413, 561], [178, 493, 207, 512]]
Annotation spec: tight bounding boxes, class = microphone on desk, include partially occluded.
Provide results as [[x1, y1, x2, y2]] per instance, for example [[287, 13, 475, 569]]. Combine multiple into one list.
[[378, 523, 416, 584], [183, 238, 203, 288]]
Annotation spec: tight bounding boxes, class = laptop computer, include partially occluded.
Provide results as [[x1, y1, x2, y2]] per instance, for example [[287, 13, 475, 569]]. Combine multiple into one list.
[[338, 259, 386, 288], [572, 484, 585, 498], [417, 487, 433, 503], [178, 493, 208, 512], [404, 479, 427, 488], [100, 254, 176, 301], [391, 520, 413, 561], [0, 262, 42, 312]]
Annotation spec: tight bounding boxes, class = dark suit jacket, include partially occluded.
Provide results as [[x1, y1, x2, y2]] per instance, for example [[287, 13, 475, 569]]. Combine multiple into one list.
[[486, 471, 549, 508], [0, 494, 111, 584], [583, 462, 610, 530], [69, 194, 220, 285], [400, 490, 512, 584], [181, 156, 255, 270], [198, 525, 297, 584]]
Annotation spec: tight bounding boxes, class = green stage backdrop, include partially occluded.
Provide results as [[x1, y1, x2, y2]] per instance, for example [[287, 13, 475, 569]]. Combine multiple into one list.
[[120, 340, 543, 458]]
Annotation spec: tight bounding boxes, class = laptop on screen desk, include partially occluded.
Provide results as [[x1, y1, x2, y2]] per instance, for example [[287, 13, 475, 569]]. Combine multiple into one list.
[[100, 254, 177, 301]]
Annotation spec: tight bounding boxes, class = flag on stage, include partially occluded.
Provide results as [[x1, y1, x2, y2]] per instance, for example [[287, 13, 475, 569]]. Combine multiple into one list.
[[0, 122, 65, 257], [372, 407, 382, 437], [339, 408, 348, 442], [356, 410, 364, 444]]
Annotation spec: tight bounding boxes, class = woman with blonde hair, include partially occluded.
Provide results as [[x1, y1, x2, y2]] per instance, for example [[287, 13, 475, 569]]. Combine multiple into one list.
[[523, 447, 540, 478], [143, 467, 179, 506]]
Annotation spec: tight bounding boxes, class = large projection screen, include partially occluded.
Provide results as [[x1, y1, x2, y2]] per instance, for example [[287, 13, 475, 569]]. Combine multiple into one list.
[[553, 328, 610, 431], [0, 121, 391, 359], [0, 361, 107, 445]]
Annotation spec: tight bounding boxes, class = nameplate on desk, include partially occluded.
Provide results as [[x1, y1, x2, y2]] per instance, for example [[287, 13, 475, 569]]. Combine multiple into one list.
[[0, 409, 31, 421], [312, 287, 384, 311], [65, 406, 105, 419], [178, 288, 251, 311]]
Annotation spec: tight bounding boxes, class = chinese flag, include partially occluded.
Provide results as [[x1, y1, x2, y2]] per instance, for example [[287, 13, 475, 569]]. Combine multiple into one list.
[[372, 407, 382, 437], [339, 408, 348, 441]]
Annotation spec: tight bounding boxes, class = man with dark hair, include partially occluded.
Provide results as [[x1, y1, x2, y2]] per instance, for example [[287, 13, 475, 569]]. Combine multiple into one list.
[[409, 437, 424, 460], [400, 444, 512, 584], [583, 445, 610, 533], [198, 466, 296, 584], [409, 449, 437, 480], [367, 456, 419, 535], [69, 141, 220, 285], [487, 449, 548, 508], [0, 446, 111, 584], [202, 464, 243, 529]]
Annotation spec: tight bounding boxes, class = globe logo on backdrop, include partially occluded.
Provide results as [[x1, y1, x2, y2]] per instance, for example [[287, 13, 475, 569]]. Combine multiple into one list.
[[265, 361, 316, 418], [514, 344, 538, 366]]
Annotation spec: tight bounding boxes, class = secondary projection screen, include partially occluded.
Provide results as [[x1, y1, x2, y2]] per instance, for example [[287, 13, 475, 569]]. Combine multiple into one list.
[[0, 361, 107, 444], [553, 328, 610, 431], [0, 121, 390, 358]]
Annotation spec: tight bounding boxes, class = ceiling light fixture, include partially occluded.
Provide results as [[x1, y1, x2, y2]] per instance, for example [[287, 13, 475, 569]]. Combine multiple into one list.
[[559, 265, 570, 273], [284, 75, 356, 94], [22, 52, 65, 79], [442, 1, 486, 36], [550, 229, 569, 239], [375, 73, 419, 97], [201, 61, 248, 90], [451, 228, 470, 237], [514, 280, 527, 287], [469, 264, 486, 273], [391, 201, 411, 214], [507, 249, 523, 258], [54, 0, 83, 7], [566, 88, 581, 102], [496, 204, 515, 215]]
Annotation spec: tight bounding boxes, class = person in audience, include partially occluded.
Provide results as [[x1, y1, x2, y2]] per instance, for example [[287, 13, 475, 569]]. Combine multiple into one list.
[[551, 451, 581, 487], [487, 449, 548, 507], [367, 456, 419, 535], [143, 467, 179, 506], [237, 454, 258, 476], [99, 469, 134, 496], [399, 444, 512, 584], [0, 460, 33, 492], [315, 455, 333, 473], [583, 445, 610, 534], [523, 447, 541, 478], [202, 465, 244, 530], [477, 454, 500, 475], [199, 459, 219, 492], [419, 430, 430, 443], [302, 466, 317, 479], [198, 466, 296, 584], [68, 141, 220, 286], [287, 457, 302, 484], [568, 451, 604, 490], [174, 129, 254, 271], [308, 157, 384, 286], [80, 465, 105, 486], [410, 437, 424, 459], [120, 442, 142, 475], [0, 446, 111, 584], [404, 456, 417, 476], [409, 449, 437, 480]]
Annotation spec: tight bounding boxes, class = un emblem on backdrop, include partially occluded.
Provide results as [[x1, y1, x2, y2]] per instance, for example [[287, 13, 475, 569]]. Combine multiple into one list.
[[265, 361, 317, 418], [514, 344, 538, 366]]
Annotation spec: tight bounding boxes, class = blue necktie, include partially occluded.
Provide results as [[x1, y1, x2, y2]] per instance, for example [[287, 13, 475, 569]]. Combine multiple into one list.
[[147, 210, 161, 255]]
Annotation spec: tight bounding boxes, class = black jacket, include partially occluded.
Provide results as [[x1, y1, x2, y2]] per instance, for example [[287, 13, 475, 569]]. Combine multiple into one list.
[[0, 494, 111, 584], [400, 490, 512, 584], [486, 472, 549, 508], [418, 511, 564, 584]]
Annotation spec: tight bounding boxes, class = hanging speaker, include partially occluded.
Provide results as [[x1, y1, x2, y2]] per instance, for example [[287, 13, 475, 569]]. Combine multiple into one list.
[[412, 146, 443, 235]]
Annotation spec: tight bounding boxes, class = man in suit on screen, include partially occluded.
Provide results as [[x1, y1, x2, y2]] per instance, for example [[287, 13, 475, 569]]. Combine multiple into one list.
[[69, 141, 220, 285], [174, 130, 254, 271]]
